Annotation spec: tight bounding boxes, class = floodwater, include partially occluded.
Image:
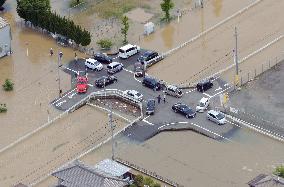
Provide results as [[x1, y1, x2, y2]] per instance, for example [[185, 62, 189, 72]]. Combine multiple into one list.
[[0, 0, 284, 186]]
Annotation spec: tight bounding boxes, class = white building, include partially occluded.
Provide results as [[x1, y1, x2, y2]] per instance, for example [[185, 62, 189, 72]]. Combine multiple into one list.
[[0, 17, 11, 58]]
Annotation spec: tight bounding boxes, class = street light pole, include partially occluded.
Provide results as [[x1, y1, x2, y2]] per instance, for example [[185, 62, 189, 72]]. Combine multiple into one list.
[[57, 51, 63, 97], [234, 26, 239, 87], [108, 109, 115, 160]]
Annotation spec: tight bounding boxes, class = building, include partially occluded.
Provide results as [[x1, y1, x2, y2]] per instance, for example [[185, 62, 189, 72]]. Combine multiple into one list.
[[248, 174, 284, 187], [0, 17, 11, 58], [52, 160, 130, 187]]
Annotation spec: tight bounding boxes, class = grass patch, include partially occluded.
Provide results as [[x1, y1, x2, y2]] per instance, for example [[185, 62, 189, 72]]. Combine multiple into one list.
[[0, 104, 7, 113], [69, 0, 85, 8], [89, 0, 146, 19]]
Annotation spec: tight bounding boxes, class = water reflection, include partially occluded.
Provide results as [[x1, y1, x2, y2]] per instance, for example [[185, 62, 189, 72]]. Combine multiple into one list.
[[212, 0, 223, 17], [161, 24, 175, 48]]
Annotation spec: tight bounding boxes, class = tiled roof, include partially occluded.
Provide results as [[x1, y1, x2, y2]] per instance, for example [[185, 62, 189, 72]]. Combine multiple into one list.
[[0, 17, 8, 29], [52, 160, 129, 187], [248, 174, 284, 187]]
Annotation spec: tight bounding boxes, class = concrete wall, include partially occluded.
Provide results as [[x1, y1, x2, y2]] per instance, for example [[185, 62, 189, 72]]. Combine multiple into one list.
[[0, 25, 11, 58]]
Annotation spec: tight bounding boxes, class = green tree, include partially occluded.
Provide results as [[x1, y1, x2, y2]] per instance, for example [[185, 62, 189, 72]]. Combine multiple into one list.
[[273, 166, 284, 178], [0, 104, 7, 113], [0, 0, 6, 9], [134, 174, 144, 187], [121, 16, 129, 44], [160, 0, 174, 22], [2, 79, 14, 91]]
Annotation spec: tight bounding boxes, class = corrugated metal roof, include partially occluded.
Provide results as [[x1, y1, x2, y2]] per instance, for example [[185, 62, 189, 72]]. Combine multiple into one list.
[[95, 159, 131, 177], [52, 160, 129, 187], [0, 17, 8, 29]]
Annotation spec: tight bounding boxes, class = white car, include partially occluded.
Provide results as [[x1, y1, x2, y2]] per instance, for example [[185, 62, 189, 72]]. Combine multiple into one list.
[[85, 58, 103, 71], [207, 110, 226, 125], [118, 44, 140, 59], [196, 97, 210, 112], [123, 90, 143, 101]]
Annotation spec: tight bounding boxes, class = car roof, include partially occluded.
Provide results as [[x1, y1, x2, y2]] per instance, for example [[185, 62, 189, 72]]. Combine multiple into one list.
[[208, 110, 220, 116], [120, 44, 135, 51], [167, 85, 178, 90], [108, 61, 120, 66], [200, 97, 209, 103], [86, 58, 98, 63]]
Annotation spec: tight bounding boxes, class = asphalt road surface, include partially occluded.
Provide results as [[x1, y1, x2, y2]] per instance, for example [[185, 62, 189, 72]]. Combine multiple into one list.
[[51, 52, 238, 142]]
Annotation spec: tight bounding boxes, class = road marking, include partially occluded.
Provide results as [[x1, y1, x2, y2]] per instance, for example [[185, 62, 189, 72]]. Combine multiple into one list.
[[226, 119, 241, 128], [203, 92, 211, 98], [51, 88, 76, 105], [142, 119, 155, 126], [88, 84, 94, 87], [178, 121, 189, 124], [63, 66, 79, 75], [68, 92, 77, 99], [215, 87, 222, 91], [123, 68, 135, 74], [224, 83, 230, 87], [55, 100, 67, 107], [210, 86, 232, 98], [133, 74, 142, 83], [185, 88, 197, 94], [143, 115, 150, 121]]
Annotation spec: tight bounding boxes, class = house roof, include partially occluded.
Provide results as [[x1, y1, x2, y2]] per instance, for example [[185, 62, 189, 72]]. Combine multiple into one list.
[[14, 183, 28, 187], [248, 174, 284, 187], [0, 17, 8, 29], [52, 160, 129, 187], [94, 159, 131, 177]]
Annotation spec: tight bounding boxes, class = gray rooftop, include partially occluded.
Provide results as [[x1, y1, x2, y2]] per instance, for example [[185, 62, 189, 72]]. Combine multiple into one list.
[[248, 174, 284, 187], [52, 160, 129, 187], [94, 159, 131, 177], [0, 17, 8, 29]]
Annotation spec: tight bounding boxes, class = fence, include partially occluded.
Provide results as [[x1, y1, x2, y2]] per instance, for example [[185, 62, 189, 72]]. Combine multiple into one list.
[[115, 157, 182, 187]]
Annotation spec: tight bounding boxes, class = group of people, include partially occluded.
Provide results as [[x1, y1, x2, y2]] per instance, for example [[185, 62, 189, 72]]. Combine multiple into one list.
[[157, 94, 166, 104]]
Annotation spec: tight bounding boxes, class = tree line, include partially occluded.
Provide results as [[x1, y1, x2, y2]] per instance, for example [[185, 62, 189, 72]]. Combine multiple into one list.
[[16, 0, 91, 46]]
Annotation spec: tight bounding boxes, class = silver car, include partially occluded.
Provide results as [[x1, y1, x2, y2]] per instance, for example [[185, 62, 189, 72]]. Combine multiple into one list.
[[207, 110, 226, 125]]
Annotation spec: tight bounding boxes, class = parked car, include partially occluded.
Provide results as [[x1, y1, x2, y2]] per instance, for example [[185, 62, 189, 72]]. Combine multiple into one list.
[[172, 103, 196, 118], [94, 53, 113, 64], [56, 36, 69, 47], [134, 66, 143, 77], [76, 76, 88, 93], [197, 79, 213, 92], [196, 97, 210, 112], [165, 85, 183, 98], [123, 90, 143, 101], [95, 75, 117, 88], [142, 77, 162, 91], [137, 50, 159, 65], [146, 99, 156, 115], [118, 44, 140, 59], [207, 110, 226, 125], [85, 58, 103, 71], [107, 62, 123, 74]]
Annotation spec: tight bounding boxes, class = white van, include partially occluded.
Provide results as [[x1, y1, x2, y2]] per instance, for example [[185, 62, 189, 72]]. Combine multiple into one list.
[[118, 44, 140, 59], [107, 62, 123, 74], [85, 58, 103, 71], [165, 85, 183, 98]]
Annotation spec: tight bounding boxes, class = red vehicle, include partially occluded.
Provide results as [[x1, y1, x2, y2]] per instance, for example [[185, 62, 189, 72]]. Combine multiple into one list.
[[76, 76, 89, 93]]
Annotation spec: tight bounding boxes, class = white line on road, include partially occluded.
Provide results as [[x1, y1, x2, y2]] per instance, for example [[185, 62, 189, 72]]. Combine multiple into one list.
[[88, 84, 94, 87], [203, 92, 212, 98], [178, 121, 189, 124], [55, 100, 67, 107], [226, 120, 241, 128], [185, 88, 197, 94], [133, 74, 142, 83], [68, 92, 77, 99], [51, 88, 76, 105], [215, 87, 222, 92], [210, 86, 232, 98], [143, 115, 150, 121], [142, 119, 155, 126], [123, 68, 134, 74]]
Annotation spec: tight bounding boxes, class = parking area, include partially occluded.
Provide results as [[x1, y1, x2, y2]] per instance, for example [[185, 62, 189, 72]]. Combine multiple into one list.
[[51, 50, 240, 142]]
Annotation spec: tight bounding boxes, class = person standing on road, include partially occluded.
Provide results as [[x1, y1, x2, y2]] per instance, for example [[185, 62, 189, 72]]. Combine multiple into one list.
[[157, 95, 161, 104], [75, 52, 78, 62], [50, 48, 54, 56], [163, 93, 166, 103]]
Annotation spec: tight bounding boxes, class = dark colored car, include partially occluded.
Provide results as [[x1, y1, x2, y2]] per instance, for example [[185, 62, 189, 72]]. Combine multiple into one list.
[[196, 80, 213, 92], [94, 53, 113, 64], [172, 103, 196, 118], [134, 66, 143, 77], [146, 99, 156, 115], [56, 36, 69, 47], [137, 51, 159, 65], [142, 77, 162, 91], [95, 76, 117, 88]]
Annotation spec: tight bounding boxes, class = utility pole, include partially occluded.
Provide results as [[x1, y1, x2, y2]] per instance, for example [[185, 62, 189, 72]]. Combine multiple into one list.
[[108, 109, 115, 160], [234, 26, 239, 87], [57, 51, 63, 97]]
